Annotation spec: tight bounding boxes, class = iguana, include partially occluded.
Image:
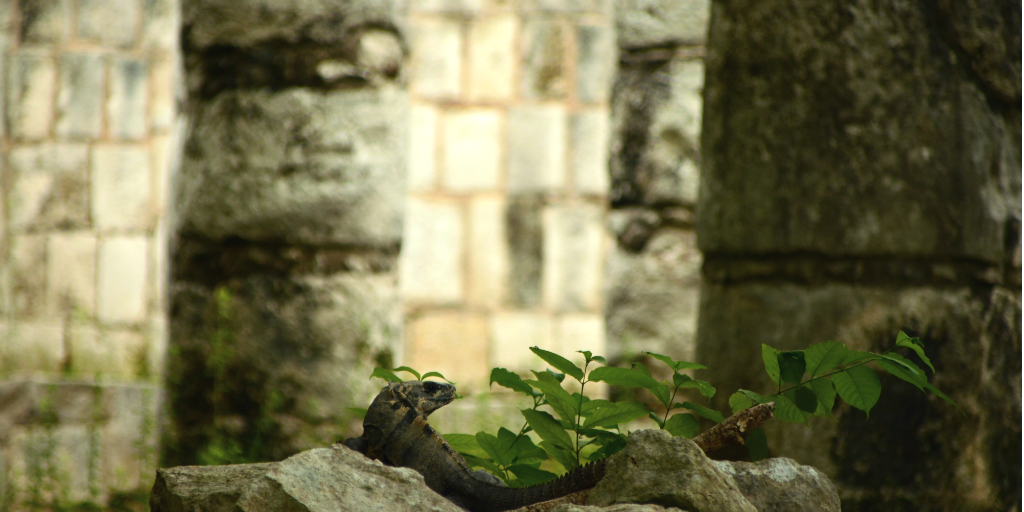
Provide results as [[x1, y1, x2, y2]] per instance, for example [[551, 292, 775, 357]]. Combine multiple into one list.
[[341, 380, 606, 512]]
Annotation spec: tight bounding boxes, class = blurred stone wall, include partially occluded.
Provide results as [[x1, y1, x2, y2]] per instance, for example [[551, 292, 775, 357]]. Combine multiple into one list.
[[399, 0, 616, 397], [697, 1, 1021, 510], [166, 0, 408, 466], [0, 0, 180, 508], [605, 0, 709, 364]]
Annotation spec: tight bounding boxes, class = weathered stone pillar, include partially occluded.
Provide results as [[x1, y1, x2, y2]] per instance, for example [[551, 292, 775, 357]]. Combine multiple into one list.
[[606, 0, 711, 363], [697, 1, 1020, 510], [166, 0, 408, 465]]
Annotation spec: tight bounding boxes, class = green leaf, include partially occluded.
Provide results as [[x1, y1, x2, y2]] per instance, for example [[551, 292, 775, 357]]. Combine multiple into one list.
[[588, 366, 671, 407], [772, 392, 812, 425], [507, 464, 558, 487], [392, 366, 421, 380], [582, 401, 650, 429], [633, 362, 654, 378], [521, 409, 575, 454], [646, 352, 707, 371], [739, 389, 776, 405], [804, 341, 849, 378], [542, 369, 566, 382], [672, 374, 716, 400], [729, 392, 757, 414], [370, 367, 402, 383], [530, 346, 585, 381], [762, 344, 782, 386], [842, 350, 881, 365], [509, 434, 548, 465], [526, 371, 579, 422], [539, 440, 579, 472], [678, 402, 725, 423], [578, 351, 607, 365], [745, 428, 769, 462], [881, 352, 925, 378], [476, 432, 512, 466], [588, 434, 627, 460], [874, 359, 924, 392], [832, 365, 881, 417], [777, 351, 806, 383], [490, 368, 537, 396], [648, 411, 665, 429], [421, 371, 450, 383], [810, 377, 837, 417], [579, 399, 611, 416], [591, 355, 607, 364], [920, 381, 963, 414], [462, 453, 502, 474], [895, 335, 935, 373], [664, 413, 700, 438], [443, 433, 485, 457]]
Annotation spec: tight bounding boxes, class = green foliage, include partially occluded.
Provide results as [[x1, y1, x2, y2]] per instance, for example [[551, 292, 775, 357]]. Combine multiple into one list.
[[367, 331, 958, 483]]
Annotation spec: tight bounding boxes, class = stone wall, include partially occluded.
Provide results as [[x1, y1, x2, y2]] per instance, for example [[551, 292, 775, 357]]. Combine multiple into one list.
[[165, 0, 409, 466], [605, 0, 709, 365], [399, 0, 616, 407], [0, 0, 179, 508], [697, 1, 1021, 510]]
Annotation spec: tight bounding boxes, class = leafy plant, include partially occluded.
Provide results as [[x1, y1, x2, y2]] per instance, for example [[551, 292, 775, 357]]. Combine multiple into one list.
[[364, 331, 957, 485]]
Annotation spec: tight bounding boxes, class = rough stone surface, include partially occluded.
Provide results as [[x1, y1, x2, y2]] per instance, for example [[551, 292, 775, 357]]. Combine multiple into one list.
[[45, 231, 97, 318], [176, 87, 407, 246], [150, 462, 276, 512], [520, 19, 567, 99], [18, 0, 71, 44], [696, 284, 1021, 510], [699, 0, 1020, 261], [7, 143, 90, 231], [96, 236, 148, 324], [411, 19, 462, 99], [55, 52, 104, 139], [165, 273, 400, 466], [408, 103, 438, 190], [7, 50, 56, 140], [399, 198, 464, 304], [507, 105, 567, 192], [712, 458, 840, 512], [442, 109, 503, 191], [107, 57, 149, 140], [614, 0, 710, 49], [406, 312, 490, 386], [468, 15, 518, 101], [78, 0, 137, 47], [91, 144, 152, 231], [588, 430, 756, 511], [542, 204, 604, 312]]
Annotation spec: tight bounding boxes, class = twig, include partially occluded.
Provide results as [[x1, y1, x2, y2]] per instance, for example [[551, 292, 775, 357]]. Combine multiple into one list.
[[693, 402, 775, 454]]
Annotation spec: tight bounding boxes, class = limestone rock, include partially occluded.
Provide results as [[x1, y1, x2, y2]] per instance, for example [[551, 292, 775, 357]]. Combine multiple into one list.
[[587, 430, 757, 512], [614, 0, 710, 49], [234, 445, 463, 512], [712, 458, 840, 512], [552, 505, 687, 512], [150, 462, 276, 512]]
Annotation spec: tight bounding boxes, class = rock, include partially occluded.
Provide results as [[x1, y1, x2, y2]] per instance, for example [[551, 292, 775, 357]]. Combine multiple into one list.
[[150, 462, 277, 512], [234, 445, 463, 512], [712, 458, 840, 512], [587, 430, 757, 512], [552, 505, 687, 512], [614, 0, 710, 49]]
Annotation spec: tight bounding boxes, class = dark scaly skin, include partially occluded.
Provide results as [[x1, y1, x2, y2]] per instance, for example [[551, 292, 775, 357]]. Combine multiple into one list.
[[342, 381, 607, 512]]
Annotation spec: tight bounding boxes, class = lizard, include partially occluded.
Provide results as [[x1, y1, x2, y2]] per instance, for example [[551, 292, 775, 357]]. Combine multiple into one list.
[[341, 380, 606, 512]]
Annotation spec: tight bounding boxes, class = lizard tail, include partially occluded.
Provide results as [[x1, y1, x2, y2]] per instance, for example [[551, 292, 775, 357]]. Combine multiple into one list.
[[471, 458, 608, 512]]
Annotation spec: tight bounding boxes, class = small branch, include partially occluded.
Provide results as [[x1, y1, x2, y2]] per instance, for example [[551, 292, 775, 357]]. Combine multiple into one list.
[[693, 402, 775, 454]]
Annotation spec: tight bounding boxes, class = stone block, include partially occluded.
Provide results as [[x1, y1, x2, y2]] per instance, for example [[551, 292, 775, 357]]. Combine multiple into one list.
[[520, 19, 567, 99], [605, 227, 701, 360], [78, 0, 137, 48], [55, 52, 104, 140], [18, 0, 71, 44], [149, 219, 169, 313], [406, 312, 489, 386], [176, 88, 407, 246], [5, 424, 96, 505], [8, 143, 90, 231], [543, 204, 605, 312], [102, 384, 159, 491], [505, 195, 544, 307], [91, 145, 152, 231], [9, 235, 47, 318], [97, 236, 148, 324], [7, 50, 56, 140], [408, 103, 438, 191], [615, 0, 710, 49], [576, 23, 617, 103], [0, 321, 65, 375], [146, 316, 168, 379], [149, 52, 178, 131], [554, 313, 605, 357], [467, 196, 508, 308], [150, 135, 174, 214], [143, 0, 180, 49], [442, 109, 503, 191], [571, 108, 610, 196], [467, 15, 518, 102], [507, 105, 567, 192], [46, 231, 97, 318], [398, 198, 464, 304], [411, 19, 462, 99], [489, 312, 553, 371], [107, 57, 148, 140], [68, 325, 144, 379]]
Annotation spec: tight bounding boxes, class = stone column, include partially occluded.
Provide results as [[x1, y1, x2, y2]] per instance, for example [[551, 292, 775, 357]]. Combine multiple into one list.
[[166, 0, 407, 465], [697, 1, 1020, 510], [606, 0, 710, 364]]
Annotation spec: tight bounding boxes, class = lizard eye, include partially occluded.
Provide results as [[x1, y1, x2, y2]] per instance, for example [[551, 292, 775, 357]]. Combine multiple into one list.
[[423, 381, 442, 394]]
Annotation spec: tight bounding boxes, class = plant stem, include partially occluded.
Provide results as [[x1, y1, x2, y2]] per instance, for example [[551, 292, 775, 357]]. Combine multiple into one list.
[[662, 381, 680, 425], [574, 360, 589, 464], [777, 346, 898, 395]]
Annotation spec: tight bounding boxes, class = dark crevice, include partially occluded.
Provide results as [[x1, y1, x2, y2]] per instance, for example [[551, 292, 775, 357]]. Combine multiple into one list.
[[702, 252, 1015, 288], [172, 234, 399, 285]]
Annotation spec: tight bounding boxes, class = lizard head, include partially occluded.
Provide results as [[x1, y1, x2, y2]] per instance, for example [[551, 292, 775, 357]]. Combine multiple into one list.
[[388, 380, 457, 417]]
